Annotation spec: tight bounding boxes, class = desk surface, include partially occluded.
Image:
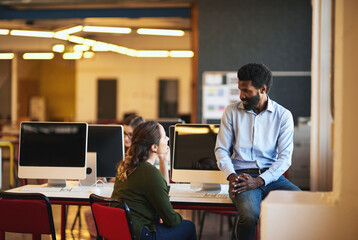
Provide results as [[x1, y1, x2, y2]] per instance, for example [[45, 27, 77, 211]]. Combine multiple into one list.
[[7, 181, 235, 209]]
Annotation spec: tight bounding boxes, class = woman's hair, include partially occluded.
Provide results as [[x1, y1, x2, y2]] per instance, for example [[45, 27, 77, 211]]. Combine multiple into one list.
[[123, 114, 145, 129], [117, 121, 161, 181]]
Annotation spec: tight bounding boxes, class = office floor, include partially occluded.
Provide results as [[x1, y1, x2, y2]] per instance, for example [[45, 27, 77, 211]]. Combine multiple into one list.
[[1, 159, 234, 240]]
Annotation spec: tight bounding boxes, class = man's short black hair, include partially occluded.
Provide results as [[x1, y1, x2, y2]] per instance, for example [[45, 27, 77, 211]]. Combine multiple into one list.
[[237, 63, 273, 93]]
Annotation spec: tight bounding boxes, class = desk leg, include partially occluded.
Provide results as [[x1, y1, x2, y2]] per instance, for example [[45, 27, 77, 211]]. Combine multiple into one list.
[[61, 205, 67, 240]]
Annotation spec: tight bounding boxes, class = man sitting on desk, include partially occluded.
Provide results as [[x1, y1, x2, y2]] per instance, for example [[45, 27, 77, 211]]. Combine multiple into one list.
[[215, 63, 300, 240]]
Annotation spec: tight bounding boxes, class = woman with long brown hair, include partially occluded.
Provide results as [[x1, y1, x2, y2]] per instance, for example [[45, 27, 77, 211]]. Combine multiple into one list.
[[111, 121, 196, 240]]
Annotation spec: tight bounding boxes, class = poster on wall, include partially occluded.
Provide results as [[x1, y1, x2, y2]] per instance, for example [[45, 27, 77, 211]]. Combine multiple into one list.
[[202, 71, 239, 123]]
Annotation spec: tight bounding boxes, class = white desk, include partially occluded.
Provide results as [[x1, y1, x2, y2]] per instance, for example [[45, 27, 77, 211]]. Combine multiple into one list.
[[7, 181, 236, 239]]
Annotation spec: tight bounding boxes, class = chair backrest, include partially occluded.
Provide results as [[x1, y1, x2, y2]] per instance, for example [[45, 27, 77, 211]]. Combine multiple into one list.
[[89, 193, 135, 240], [0, 191, 56, 240]]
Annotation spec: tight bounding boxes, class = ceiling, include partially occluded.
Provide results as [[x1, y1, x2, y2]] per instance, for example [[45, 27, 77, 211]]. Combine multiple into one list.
[[0, 1, 192, 53]]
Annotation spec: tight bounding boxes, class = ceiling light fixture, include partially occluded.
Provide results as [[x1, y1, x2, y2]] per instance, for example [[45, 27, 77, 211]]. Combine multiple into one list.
[[83, 39, 97, 46], [63, 52, 83, 60], [137, 28, 184, 36], [23, 53, 54, 60], [83, 26, 131, 34], [0, 53, 14, 59], [169, 51, 194, 58], [11, 30, 54, 38], [74, 45, 90, 52], [52, 44, 65, 53], [92, 42, 112, 51], [68, 36, 84, 44], [56, 25, 83, 35], [0, 29, 10, 35], [83, 52, 95, 59], [136, 50, 169, 57]]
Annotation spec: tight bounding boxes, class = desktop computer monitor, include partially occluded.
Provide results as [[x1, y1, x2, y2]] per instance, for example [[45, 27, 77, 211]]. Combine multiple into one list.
[[171, 124, 228, 190], [18, 122, 88, 187], [87, 124, 125, 178], [156, 118, 185, 137]]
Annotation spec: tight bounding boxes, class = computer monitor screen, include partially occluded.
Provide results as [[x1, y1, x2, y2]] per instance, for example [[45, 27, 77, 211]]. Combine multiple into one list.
[[18, 122, 88, 186], [157, 118, 185, 137], [171, 124, 227, 189], [87, 124, 124, 178]]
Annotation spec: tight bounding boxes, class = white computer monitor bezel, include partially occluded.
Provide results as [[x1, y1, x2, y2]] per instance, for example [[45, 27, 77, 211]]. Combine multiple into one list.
[[18, 121, 88, 181], [171, 124, 228, 185]]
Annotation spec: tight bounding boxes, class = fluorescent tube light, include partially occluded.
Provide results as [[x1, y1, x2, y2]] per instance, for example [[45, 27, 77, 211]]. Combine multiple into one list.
[[126, 49, 137, 57], [23, 53, 54, 60], [83, 52, 95, 59], [83, 26, 131, 34], [53, 32, 69, 40], [11, 30, 54, 38], [136, 50, 169, 57], [63, 52, 82, 60], [56, 25, 83, 35], [169, 51, 194, 58], [74, 45, 90, 52], [92, 42, 111, 51], [0, 53, 14, 59], [83, 39, 97, 46], [68, 36, 84, 44], [137, 28, 184, 36], [52, 44, 65, 53], [0, 29, 9, 35]]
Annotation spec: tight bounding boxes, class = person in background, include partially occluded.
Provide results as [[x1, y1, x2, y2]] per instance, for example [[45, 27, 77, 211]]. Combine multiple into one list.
[[215, 63, 300, 240], [111, 121, 197, 240], [123, 114, 145, 152]]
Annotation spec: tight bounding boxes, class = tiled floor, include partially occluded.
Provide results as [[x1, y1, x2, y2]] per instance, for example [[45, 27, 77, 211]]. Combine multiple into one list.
[[1, 159, 235, 240]]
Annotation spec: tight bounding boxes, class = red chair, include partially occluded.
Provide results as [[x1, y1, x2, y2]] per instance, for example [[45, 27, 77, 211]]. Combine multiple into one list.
[[89, 193, 135, 240], [0, 191, 56, 240]]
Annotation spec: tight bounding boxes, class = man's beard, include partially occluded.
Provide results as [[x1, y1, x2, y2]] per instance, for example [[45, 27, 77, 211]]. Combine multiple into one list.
[[241, 92, 261, 110]]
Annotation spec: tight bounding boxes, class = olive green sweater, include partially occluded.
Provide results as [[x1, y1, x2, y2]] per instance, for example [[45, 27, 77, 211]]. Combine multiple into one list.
[[111, 161, 182, 238]]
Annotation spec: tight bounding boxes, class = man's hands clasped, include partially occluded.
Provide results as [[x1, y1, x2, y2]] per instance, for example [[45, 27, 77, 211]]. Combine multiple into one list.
[[228, 173, 265, 197]]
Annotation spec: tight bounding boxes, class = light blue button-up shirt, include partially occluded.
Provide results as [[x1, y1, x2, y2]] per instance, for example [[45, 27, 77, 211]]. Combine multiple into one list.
[[214, 97, 294, 185]]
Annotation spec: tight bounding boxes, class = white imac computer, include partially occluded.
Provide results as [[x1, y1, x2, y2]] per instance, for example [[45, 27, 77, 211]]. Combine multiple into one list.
[[87, 124, 125, 178], [171, 124, 228, 191], [18, 122, 88, 187]]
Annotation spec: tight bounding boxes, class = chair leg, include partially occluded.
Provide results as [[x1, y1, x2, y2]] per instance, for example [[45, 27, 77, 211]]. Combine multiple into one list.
[[198, 211, 207, 240], [71, 206, 82, 230], [219, 214, 224, 236], [231, 215, 239, 240]]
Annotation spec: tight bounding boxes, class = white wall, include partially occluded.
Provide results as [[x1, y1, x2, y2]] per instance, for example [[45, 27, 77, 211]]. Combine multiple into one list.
[[260, 0, 358, 239], [76, 52, 192, 121]]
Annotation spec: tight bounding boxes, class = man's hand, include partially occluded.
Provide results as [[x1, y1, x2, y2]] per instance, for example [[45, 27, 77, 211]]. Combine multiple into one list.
[[231, 173, 265, 195], [227, 173, 239, 198]]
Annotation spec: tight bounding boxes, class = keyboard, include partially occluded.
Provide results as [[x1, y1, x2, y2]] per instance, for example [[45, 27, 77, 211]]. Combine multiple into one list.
[[170, 190, 229, 199], [18, 185, 101, 194]]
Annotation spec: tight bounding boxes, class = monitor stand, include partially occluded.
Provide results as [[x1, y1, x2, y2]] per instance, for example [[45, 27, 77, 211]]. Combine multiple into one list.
[[47, 179, 66, 187], [190, 182, 222, 192]]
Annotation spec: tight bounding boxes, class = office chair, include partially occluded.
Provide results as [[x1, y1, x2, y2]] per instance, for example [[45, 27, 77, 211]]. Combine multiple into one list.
[[0, 191, 57, 240], [89, 193, 135, 240]]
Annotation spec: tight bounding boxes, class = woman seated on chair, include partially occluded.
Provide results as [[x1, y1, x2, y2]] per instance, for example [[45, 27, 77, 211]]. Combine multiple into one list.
[[111, 121, 197, 240]]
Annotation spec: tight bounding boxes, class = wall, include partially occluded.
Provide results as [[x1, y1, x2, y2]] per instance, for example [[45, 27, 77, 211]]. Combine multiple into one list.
[[196, 0, 312, 121], [17, 57, 75, 121], [0, 60, 11, 122], [260, 0, 358, 239], [76, 52, 192, 122]]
